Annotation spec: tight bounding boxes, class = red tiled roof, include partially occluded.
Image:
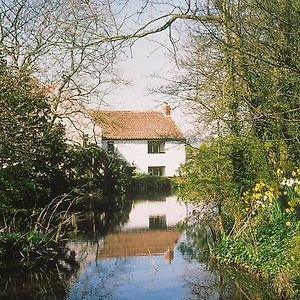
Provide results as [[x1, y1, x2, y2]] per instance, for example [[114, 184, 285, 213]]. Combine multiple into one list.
[[90, 110, 185, 140]]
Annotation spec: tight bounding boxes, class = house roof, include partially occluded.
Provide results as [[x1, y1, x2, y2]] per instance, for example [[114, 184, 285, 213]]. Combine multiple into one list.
[[90, 110, 185, 140]]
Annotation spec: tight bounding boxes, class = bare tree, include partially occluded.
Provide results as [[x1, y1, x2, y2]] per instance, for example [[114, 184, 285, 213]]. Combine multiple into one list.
[[0, 0, 131, 119]]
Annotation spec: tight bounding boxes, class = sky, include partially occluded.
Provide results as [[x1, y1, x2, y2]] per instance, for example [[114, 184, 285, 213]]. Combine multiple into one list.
[[106, 32, 196, 138], [109, 36, 170, 110], [101, 1, 197, 139]]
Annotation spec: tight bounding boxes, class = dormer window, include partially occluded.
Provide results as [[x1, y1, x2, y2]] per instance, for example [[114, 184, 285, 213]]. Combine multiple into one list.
[[148, 140, 165, 153]]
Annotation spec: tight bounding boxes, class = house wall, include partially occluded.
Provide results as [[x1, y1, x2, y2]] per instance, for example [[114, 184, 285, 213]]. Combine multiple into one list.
[[57, 100, 102, 146], [102, 139, 186, 176]]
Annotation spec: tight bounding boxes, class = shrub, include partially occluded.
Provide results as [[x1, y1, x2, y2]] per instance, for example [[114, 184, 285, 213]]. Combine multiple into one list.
[[214, 168, 300, 298], [129, 173, 171, 195]]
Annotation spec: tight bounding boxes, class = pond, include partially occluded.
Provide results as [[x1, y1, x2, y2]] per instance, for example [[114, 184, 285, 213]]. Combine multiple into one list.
[[0, 194, 280, 300]]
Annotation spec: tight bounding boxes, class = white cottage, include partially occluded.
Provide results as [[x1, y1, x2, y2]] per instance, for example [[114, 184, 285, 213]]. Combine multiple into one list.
[[57, 99, 102, 146], [91, 103, 186, 177]]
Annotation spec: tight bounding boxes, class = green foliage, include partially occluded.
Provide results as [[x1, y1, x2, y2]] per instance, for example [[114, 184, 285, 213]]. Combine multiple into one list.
[[0, 66, 67, 208], [177, 141, 233, 205], [0, 61, 134, 209], [214, 168, 300, 298], [0, 194, 78, 269], [129, 173, 171, 195], [64, 145, 107, 189], [64, 145, 133, 198], [177, 136, 270, 219], [0, 231, 52, 261], [174, 0, 300, 221]]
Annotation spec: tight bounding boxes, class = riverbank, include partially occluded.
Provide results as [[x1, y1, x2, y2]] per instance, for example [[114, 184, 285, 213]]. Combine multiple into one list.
[[0, 195, 78, 271], [192, 174, 300, 299], [213, 215, 300, 299]]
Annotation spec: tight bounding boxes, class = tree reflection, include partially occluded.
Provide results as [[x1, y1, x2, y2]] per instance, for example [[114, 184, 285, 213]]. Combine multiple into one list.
[[70, 195, 134, 238], [0, 262, 78, 300], [0, 195, 134, 300]]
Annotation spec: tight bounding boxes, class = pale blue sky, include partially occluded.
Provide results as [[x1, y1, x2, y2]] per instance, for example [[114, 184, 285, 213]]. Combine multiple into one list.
[[107, 35, 195, 136], [110, 36, 170, 108], [102, 1, 197, 138]]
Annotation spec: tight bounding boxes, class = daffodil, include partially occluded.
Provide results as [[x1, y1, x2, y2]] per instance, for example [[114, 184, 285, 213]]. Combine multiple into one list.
[[254, 193, 262, 199], [286, 178, 295, 187], [265, 190, 274, 200], [276, 168, 284, 176], [286, 221, 292, 227]]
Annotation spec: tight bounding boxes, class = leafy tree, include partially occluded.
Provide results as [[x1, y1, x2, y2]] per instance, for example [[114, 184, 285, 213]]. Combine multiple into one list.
[[64, 145, 133, 198], [178, 140, 234, 216], [0, 60, 67, 208]]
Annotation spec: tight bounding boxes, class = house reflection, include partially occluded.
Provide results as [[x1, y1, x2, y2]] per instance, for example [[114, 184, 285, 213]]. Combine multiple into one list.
[[149, 215, 167, 229], [124, 195, 188, 230], [96, 195, 187, 262], [97, 230, 180, 260], [68, 195, 188, 267]]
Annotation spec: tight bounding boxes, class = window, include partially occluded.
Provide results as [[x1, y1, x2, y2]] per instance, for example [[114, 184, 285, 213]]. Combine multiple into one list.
[[107, 141, 114, 154], [148, 140, 165, 153], [148, 166, 165, 176]]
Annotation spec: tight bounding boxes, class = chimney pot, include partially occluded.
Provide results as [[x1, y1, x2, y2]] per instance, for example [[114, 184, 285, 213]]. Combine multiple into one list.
[[162, 102, 171, 116]]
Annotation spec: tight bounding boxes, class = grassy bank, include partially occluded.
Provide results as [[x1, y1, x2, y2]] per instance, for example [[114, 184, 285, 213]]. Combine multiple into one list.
[[0, 195, 77, 270], [212, 170, 300, 299]]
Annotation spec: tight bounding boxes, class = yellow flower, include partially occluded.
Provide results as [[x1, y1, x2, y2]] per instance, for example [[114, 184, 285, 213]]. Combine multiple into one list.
[[288, 200, 297, 207], [276, 168, 284, 176], [254, 184, 260, 192], [292, 171, 297, 177], [285, 208, 291, 213], [265, 190, 274, 200], [254, 193, 262, 199], [286, 221, 292, 227]]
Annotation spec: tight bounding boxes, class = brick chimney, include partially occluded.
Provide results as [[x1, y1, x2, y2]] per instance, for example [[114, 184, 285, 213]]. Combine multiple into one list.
[[162, 102, 171, 116]]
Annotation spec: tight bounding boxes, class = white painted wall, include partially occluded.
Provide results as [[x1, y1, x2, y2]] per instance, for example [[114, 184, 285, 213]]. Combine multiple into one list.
[[57, 100, 102, 146], [102, 139, 186, 176]]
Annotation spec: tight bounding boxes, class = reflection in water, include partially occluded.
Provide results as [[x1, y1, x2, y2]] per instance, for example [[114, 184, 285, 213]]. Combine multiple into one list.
[[0, 263, 78, 300], [0, 194, 280, 299], [164, 248, 174, 263], [149, 215, 167, 229], [179, 215, 281, 300], [97, 230, 180, 258]]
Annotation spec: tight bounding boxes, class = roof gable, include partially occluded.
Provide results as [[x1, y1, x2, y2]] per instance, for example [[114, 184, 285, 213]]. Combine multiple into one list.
[[90, 110, 185, 140]]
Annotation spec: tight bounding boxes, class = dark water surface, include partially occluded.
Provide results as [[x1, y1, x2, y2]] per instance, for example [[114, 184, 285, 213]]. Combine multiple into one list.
[[0, 195, 279, 299]]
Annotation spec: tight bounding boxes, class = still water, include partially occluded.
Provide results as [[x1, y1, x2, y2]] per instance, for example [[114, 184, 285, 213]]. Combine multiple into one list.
[[0, 194, 279, 300]]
